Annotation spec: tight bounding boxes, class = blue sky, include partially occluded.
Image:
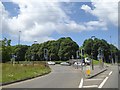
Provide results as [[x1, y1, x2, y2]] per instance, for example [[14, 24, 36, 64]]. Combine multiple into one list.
[[1, 1, 118, 48]]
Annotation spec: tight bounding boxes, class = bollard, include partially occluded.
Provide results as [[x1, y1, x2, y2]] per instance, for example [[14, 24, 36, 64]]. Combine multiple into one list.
[[86, 66, 91, 76]]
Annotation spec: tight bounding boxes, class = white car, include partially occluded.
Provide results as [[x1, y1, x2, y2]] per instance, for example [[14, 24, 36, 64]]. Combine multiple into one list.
[[47, 61, 55, 65], [60, 62, 70, 66], [74, 62, 85, 66], [85, 57, 91, 65]]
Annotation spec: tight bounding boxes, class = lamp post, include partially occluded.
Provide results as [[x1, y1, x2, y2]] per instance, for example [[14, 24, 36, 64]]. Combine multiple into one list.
[[81, 48, 84, 62], [111, 51, 114, 65], [18, 31, 21, 45], [91, 36, 95, 70], [76, 50, 80, 69], [81, 48, 84, 70], [31, 53, 35, 65]]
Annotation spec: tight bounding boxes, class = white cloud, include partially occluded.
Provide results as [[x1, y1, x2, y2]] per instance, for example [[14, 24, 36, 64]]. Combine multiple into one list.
[[81, 4, 92, 12], [1, 0, 117, 44], [81, 0, 119, 26]]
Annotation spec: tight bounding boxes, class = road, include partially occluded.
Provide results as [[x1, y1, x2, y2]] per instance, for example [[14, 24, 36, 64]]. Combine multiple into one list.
[[81, 65, 119, 88], [102, 65, 118, 88], [2, 65, 83, 88], [2, 64, 119, 89]]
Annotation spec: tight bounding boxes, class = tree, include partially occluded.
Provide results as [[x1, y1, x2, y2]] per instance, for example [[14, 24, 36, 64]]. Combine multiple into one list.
[[2, 38, 12, 63], [12, 45, 29, 63], [25, 37, 79, 61], [58, 37, 79, 60], [83, 39, 93, 56], [25, 44, 40, 61], [82, 38, 119, 63]]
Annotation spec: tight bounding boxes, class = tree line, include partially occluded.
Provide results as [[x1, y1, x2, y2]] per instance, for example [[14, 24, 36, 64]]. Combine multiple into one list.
[[1, 37, 120, 63], [82, 38, 119, 63]]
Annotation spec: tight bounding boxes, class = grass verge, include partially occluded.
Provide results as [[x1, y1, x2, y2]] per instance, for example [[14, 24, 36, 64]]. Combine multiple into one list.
[[1, 62, 51, 83], [93, 60, 99, 65], [0, 63, 2, 83]]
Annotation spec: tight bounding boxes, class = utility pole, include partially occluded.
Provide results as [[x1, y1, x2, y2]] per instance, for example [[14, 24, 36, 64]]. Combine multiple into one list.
[[91, 36, 95, 70], [76, 50, 80, 69], [18, 31, 21, 45], [110, 36, 114, 64]]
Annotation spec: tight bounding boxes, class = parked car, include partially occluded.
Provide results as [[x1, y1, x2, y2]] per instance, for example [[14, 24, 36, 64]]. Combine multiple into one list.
[[60, 62, 70, 66], [85, 57, 91, 65], [47, 61, 55, 65], [74, 62, 85, 66]]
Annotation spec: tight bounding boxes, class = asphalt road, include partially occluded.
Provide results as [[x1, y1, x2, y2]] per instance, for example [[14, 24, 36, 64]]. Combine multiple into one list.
[[102, 65, 118, 88], [81, 64, 119, 88], [2, 65, 83, 88]]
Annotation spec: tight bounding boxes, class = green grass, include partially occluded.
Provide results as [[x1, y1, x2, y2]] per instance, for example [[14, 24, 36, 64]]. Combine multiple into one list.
[[1, 62, 51, 83], [0, 63, 2, 83], [93, 60, 99, 65]]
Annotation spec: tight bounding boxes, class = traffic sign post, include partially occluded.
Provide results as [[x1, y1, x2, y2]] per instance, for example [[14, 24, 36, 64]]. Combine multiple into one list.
[[44, 48, 48, 66], [86, 66, 91, 76], [98, 47, 104, 69]]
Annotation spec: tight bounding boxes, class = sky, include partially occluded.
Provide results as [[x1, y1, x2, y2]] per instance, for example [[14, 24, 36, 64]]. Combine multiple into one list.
[[0, 0, 119, 48]]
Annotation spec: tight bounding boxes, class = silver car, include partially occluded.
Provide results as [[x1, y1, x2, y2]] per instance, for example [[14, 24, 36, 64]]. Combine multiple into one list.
[[60, 62, 70, 66]]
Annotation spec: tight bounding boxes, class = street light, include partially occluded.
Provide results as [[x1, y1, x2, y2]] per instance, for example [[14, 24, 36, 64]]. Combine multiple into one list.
[[110, 36, 114, 65], [18, 31, 21, 45], [76, 50, 80, 69], [81, 48, 84, 62], [81, 48, 84, 70], [31, 54, 34, 65], [91, 36, 95, 70]]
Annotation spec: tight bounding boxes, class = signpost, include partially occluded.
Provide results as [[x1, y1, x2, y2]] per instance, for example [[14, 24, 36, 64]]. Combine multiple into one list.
[[98, 47, 104, 69], [44, 48, 48, 66], [86, 66, 91, 76]]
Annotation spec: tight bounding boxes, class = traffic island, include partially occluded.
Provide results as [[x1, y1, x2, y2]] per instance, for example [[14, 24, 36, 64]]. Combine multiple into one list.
[[83, 65, 108, 79]]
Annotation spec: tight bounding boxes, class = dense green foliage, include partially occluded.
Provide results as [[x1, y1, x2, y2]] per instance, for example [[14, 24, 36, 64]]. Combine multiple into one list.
[[1, 38, 29, 63], [1, 37, 119, 63], [1, 38, 12, 62], [82, 38, 119, 63], [12, 45, 29, 62], [25, 37, 79, 61]]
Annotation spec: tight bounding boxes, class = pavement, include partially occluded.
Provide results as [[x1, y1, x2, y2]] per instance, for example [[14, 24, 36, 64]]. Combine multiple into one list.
[[82, 65, 108, 79]]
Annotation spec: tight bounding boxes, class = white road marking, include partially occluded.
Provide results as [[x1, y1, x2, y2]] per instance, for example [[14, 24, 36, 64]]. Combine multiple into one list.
[[0, 86, 2, 90], [109, 71, 112, 76], [79, 78, 83, 88], [98, 77, 109, 88], [83, 85, 98, 88], [84, 79, 102, 81]]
